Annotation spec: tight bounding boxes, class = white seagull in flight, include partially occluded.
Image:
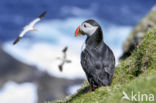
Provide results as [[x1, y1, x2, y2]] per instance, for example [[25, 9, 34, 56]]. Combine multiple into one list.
[[13, 11, 47, 45], [57, 46, 72, 72]]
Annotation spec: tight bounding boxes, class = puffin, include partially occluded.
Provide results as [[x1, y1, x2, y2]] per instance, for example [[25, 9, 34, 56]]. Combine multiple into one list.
[[75, 19, 115, 91]]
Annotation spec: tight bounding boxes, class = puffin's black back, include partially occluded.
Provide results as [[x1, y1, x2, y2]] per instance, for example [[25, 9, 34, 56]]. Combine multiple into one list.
[[80, 20, 115, 89]]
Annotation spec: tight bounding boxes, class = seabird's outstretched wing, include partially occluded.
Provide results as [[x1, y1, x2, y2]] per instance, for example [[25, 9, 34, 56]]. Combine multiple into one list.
[[66, 60, 71, 63], [58, 65, 63, 72], [62, 46, 68, 53], [39, 11, 47, 19], [29, 11, 47, 27], [13, 29, 29, 45], [13, 37, 22, 45], [13, 11, 47, 45]]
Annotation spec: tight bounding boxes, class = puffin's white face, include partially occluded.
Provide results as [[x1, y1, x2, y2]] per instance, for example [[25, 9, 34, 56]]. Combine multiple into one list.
[[77, 22, 98, 36]]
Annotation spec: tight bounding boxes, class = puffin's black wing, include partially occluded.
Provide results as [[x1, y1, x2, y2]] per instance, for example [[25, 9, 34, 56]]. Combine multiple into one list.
[[81, 43, 115, 86], [96, 44, 115, 85]]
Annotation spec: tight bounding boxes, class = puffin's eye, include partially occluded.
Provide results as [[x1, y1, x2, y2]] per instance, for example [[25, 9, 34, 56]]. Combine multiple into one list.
[[84, 24, 87, 28]]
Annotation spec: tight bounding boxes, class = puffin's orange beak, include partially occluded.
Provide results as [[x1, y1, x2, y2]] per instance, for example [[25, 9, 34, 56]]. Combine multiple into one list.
[[75, 26, 84, 36]]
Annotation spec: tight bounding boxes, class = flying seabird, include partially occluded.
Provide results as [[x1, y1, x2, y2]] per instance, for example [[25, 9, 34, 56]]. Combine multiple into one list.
[[57, 46, 71, 72], [13, 11, 47, 45], [75, 19, 115, 91]]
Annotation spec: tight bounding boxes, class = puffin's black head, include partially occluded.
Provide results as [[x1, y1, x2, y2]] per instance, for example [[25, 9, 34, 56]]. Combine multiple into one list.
[[75, 19, 101, 37]]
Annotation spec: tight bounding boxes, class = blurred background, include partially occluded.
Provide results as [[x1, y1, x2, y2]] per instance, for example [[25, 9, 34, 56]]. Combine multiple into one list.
[[0, 0, 155, 103]]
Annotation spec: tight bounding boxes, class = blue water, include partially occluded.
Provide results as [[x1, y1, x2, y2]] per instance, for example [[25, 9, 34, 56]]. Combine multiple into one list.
[[0, 0, 155, 41]]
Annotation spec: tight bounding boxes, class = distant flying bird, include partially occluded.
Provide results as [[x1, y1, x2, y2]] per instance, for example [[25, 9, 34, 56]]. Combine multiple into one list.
[[13, 11, 47, 45], [75, 19, 115, 91], [57, 46, 71, 72]]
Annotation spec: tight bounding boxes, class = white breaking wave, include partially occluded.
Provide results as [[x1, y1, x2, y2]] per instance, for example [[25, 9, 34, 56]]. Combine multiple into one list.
[[2, 17, 132, 79], [0, 82, 37, 103], [3, 42, 86, 79]]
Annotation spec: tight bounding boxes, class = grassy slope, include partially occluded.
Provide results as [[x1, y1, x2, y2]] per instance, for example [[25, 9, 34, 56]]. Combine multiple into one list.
[[53, 32, 156, 103]]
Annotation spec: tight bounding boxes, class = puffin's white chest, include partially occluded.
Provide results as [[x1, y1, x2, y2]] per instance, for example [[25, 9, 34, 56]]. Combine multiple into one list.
[[81, 42, 86, 52]]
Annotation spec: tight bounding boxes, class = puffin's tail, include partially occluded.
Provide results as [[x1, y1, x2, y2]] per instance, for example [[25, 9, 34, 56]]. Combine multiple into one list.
[[13, 37, 22, 45]]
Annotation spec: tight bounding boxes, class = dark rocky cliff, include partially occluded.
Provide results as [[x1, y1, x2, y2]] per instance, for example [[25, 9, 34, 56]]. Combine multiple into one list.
[[120, 6, 156, 59]]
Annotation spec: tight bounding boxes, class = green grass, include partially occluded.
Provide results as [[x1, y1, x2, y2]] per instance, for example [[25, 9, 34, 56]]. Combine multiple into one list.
[[52, 32, 156, 103]]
